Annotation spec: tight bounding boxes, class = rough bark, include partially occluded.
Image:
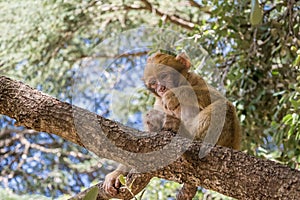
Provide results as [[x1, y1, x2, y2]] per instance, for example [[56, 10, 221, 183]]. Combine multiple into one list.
[[0, 75, 299, 200]]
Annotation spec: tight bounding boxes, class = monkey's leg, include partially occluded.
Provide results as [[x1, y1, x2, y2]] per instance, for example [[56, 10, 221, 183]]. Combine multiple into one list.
[[186, 99, 228, 141], [176, 183, 197, 200], [214, 101, 242, 150], [104, 109, 163, 196], [189, 100, 241, 149]]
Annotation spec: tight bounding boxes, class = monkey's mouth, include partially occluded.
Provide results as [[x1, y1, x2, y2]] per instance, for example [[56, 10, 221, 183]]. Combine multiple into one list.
[[156, 85, 168, 96]]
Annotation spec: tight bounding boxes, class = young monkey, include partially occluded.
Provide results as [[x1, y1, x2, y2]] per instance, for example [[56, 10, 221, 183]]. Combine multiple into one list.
[[103, 51, 242, 199]]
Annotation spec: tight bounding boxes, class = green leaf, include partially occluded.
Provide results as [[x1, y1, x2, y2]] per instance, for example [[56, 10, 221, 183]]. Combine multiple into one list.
[[271, 70, 279, 76], [83, 187, 99, 200], [158, 19, 163, 27], [293, 54, 300, 66], [283, 114, 293, 124], [250, 0, 263, 25], [290, 100, 300, 109], [119, 174, 126, 186], [291, 46, 297, 52]]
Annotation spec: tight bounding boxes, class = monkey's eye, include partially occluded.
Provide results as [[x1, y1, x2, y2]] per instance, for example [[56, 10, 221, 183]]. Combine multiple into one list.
[[149, 79, 156, 86]]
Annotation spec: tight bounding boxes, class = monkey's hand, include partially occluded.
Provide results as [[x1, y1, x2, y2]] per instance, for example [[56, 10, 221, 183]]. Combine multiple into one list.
[[162, 90, 180, 117], [144, 109, 164, 132], [162, 114, 181, 133], [103, 170, 123, 196]]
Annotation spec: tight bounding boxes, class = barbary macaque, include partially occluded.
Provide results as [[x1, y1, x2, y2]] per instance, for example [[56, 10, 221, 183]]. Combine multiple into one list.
[[103, 51, 242, 199]]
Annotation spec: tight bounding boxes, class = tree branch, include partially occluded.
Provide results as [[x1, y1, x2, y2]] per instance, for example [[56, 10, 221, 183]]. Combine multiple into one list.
[[139, 0, 195, 30], [98, 1, 197, 30], [188, 0, 211, 14], [0, 75, 299, 199]]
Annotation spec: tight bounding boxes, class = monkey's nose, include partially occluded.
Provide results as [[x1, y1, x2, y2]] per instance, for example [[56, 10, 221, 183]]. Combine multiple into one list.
[[156, 85, 167, 96], [159, 85, 166, 92]]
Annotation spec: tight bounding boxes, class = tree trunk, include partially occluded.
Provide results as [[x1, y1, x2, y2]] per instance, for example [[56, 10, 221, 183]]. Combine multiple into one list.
[[0, 75, 299, 199]]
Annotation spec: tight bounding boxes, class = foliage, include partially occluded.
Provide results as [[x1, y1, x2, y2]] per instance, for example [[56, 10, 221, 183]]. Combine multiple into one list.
[[0, 0, 299, 199], [195, 0, 300, 168]]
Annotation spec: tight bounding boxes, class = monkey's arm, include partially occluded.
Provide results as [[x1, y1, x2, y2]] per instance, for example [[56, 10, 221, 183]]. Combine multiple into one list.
[[103, 108, 165, 196], [162, 85, 224, 117], [144, 100, 192, 137]]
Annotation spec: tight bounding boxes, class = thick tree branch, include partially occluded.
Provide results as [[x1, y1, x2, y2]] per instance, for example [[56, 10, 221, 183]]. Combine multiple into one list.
[[0, 75, 300, 199]]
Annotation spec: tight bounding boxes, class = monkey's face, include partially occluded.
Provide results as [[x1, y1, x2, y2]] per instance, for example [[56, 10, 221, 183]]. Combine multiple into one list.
[[145, 69, 179, 97], [144, 52, 189, 97], [144, 62, 187, 97]]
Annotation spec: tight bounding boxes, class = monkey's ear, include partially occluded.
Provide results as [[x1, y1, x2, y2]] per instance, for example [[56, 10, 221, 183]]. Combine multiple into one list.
[[175, 52, 191, 69]]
